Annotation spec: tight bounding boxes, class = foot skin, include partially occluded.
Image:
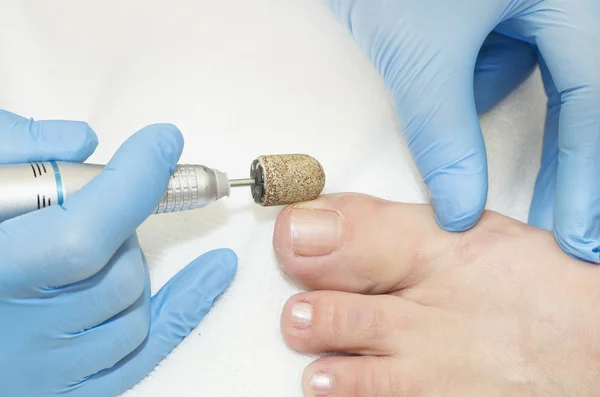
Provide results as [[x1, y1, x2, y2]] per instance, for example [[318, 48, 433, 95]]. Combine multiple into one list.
[[273, 193, 600, 397]]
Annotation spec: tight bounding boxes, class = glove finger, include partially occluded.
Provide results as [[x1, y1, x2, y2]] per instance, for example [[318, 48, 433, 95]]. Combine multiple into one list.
[[0, 123, 183, 289], [50, 235, 147, 334], [529, 54, 560, 231], [0, 109, 98, 163], [65, 262, 151, 387], [73, 248, 237, 397], [325, 0, 490, 231], [474, 32, 537, 115], [510, 3, 600, 261]]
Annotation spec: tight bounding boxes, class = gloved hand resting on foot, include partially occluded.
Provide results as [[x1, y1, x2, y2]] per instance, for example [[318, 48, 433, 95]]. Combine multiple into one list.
[[324, 0, 600, 262]]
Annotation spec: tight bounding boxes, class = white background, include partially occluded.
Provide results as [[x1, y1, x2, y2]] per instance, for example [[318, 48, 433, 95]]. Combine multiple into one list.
[[0, 1, 546, 396]]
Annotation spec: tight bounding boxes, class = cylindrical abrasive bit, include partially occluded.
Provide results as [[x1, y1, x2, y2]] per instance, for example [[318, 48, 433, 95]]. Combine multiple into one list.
[[249, 154, 325, 206]]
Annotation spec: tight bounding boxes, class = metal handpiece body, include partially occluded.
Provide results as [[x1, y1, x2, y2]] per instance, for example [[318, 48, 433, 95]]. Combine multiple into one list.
[[0, 161, 231, 223]]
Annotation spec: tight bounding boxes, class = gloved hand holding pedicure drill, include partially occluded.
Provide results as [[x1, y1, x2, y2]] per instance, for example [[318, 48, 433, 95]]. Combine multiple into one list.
[[0, 111, 238, 396], [0, 108, 326, 396]]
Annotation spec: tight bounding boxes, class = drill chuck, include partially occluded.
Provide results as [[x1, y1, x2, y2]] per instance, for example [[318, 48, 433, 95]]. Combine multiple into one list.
[[154, 164, 230, 214]]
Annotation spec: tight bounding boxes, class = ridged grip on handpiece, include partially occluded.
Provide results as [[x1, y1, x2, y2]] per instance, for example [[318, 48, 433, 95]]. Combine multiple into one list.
[[154, 164, 230, 214]]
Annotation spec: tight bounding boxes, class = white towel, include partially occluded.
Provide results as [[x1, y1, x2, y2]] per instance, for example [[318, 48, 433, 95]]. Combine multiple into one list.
[[0, 1, 547, 396]]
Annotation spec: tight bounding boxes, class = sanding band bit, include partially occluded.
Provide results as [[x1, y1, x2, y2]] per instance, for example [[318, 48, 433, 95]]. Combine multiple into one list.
[[0, 154, 326, 222]]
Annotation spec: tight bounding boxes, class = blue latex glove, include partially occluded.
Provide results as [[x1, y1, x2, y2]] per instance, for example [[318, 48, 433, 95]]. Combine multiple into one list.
[[0, 109, 238, 396], [324, 0, 600, 262]]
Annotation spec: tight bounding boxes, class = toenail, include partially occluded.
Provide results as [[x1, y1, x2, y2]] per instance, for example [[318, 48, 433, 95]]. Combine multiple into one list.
[[290, 209, 341, 257], [310, 372, 333, 396], [291, 302, 313, 328]]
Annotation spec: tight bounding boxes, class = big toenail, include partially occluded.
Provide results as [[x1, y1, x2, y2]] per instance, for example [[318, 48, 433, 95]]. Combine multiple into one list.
[[310, 372, 333, 396], [290, 209, 341, 257], [291, 302, 313, 328]]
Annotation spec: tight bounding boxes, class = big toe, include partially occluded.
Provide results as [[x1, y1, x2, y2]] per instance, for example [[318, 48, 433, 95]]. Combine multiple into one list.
[[273, 193, 458, 294]]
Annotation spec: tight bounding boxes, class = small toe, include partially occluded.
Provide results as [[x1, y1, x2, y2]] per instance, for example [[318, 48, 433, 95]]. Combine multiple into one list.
[[281, 290, 427, 356], [302, 355, 425, 397]]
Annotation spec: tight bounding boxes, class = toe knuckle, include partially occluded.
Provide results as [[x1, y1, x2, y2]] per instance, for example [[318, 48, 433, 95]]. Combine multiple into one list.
[[360, 306, 394, 340], [357, 360, 412, 397], [320, 299, 364, 346], [329, 301, 395, 341], [357, 363, 381, 394], [321, 301, 343, 342]]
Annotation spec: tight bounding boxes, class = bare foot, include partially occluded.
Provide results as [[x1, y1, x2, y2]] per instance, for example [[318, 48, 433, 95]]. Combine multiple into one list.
[[273, 193, 600, 397]]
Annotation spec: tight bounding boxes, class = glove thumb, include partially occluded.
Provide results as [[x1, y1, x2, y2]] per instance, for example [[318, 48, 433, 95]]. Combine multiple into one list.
[[400, 64, 488, 231], [0, 109, 98, 164]]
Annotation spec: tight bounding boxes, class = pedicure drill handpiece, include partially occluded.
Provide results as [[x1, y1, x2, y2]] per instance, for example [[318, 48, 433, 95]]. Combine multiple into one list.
[[0, 154, 326, 223]]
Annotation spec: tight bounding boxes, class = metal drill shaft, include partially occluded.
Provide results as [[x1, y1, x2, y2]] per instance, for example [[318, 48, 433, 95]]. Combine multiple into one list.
[[229, 178, 255, 187]]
